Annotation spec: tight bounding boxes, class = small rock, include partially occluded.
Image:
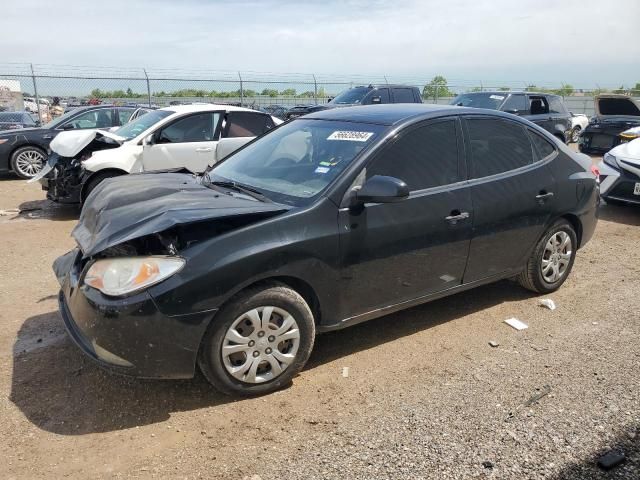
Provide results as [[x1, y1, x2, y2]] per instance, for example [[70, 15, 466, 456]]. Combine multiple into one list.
[[482, 461, 494, 469], [597, 450, 625, 470], [488, 341, 500, 348]]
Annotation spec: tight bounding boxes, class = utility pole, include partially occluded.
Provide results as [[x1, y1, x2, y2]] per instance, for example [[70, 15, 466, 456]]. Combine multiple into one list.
[[143, 69, 152, 107], [30, 64, 42, 124]]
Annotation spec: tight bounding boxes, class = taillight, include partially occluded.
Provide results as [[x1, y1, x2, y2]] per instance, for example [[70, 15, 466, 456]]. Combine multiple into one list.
[[591, 165, 600, 181]]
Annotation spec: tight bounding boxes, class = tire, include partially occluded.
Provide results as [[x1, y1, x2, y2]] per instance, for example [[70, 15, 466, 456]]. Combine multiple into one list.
[[81, 171, 124, 204], [518, 219, 577, 294], [198, 282, 315, 396], [10, 146, 47, 179], [570, 126, 581, 144]]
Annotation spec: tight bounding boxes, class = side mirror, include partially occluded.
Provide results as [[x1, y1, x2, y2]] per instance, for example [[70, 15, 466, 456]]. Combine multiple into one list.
[[370, 96, 382, 104], [143, 133, 155, 146], [354, 175, 409, 204], [60, 123, 75, 130]]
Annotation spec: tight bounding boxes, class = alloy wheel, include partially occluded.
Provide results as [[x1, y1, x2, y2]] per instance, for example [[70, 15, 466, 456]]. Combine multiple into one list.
[[541, 231, 572, 283], [221, 306, 300, 384], [571, 127, 581, 143], [14, 149, 45, 178]]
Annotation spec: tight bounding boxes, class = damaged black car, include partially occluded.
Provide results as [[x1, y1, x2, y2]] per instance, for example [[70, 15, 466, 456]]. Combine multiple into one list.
[[578, 94, 640, 154], [55, 104, 598, 396]]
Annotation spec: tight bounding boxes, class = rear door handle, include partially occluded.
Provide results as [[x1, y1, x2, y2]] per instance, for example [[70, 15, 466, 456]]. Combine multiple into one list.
[[445, 211, 470, 224], [195, 147, 213, 153], [535, 192, 554, 201]]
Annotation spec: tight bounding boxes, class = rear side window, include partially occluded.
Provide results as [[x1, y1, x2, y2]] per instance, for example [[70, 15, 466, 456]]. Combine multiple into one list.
[[117, 107, 136, 125], [225, 112, 273, 138], [548, 96, 567, 114], [371, 88, 389, 104], [501, 94, 527, 113], [528, 130, 556, 159], [466, 118, 534, 178], [528, 96, 549, 115], [367, 120, 459, 191], [158, 112, 218, 143], [392, 88, 416, 103]]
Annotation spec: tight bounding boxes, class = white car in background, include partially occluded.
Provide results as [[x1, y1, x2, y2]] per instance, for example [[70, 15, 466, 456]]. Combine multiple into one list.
[[37, 104, 282, 204], [598, 138, 640, 205], [569, 112, 589, 143]]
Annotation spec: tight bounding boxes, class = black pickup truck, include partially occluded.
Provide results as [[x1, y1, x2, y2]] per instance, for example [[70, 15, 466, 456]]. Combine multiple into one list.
[[284, 84, 422, 120]]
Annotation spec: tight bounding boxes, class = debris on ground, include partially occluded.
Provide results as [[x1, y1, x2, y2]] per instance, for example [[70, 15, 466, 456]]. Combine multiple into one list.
[[597, 450, 626, 470], [482, 461, 494, 469], [488, 341, 500, 348], [0, 208, 20, 216], [504, 318, 528, 330], [342, 367, 349, 378], [524, 385, 552, 406], [538, 298, 556, 310]]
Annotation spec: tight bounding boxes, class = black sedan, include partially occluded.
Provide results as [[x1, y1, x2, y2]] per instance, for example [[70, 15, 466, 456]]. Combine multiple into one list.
[[0, 104, 139, 179], [0, 111, 39, 130], [579, 94, 640, 154], [55, 104, 598, 396]]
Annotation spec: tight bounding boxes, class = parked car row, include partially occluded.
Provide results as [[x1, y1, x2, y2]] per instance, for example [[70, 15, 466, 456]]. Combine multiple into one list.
[[49, 103, 599, 396]]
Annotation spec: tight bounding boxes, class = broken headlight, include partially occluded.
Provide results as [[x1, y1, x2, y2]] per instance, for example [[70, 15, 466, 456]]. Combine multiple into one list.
[[84, 256, 185, 296], [603, 153, 619, 169]]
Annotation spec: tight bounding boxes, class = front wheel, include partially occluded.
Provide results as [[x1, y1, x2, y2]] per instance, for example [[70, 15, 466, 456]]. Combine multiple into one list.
[[570, 126, 581, 143], [11, 146, 47, 179], [198, 283, 315, 396], [518, 220, 577, 294]]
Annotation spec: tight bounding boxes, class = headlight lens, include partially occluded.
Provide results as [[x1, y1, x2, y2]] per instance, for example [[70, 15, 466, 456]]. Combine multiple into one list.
[[603, 153, 619, 169], [84, 256, 185, 296]]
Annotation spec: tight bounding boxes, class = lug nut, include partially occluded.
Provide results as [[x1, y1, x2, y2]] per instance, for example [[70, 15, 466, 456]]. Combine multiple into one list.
[[257, 331, 265, 338], [248, 340, 255, 347], [268, 335, 275, 342], [265, 348, 272, 354], [253, 351, 260, 358]]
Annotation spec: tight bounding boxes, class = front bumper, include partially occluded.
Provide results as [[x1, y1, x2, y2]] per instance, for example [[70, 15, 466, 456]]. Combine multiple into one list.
[[598, 160, 640, 205], [58, 249, 216, 379]]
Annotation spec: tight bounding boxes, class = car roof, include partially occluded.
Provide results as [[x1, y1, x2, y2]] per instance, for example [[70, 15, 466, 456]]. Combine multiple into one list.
[[303, 104, 507, 126], [462, 91, 559, 97], [159, 104, 264, 114]]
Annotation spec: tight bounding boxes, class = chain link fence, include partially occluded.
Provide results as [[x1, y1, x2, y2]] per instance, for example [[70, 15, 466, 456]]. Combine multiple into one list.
[[1, 63, 639, 123]]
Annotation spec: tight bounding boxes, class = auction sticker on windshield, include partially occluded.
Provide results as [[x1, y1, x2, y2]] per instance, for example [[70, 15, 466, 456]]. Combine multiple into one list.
[[327, 131, 374, 142]]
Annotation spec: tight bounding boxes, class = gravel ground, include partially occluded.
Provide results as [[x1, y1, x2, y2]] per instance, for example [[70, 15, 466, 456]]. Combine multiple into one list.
[[0, 148, 638, 479]]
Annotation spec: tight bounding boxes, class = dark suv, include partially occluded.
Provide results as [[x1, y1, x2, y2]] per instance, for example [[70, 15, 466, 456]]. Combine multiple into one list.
[[284, 84, 422, 119], [55, 104, 598, 396], [451, 92, 571, 143]]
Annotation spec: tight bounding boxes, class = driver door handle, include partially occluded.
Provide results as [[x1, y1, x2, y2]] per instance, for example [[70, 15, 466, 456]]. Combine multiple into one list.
[[445, 211, 470, 224], [195, 147, 213, 153]]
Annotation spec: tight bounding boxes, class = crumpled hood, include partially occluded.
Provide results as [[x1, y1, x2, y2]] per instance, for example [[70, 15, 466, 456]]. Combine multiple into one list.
[[50, 129, 125, 157], [594, 95, 640, 118], [72, 172, 291, 257]]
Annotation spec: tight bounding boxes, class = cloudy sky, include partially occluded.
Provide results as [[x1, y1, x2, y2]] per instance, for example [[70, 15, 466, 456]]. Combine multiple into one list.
[[1, 0, 638, 88]]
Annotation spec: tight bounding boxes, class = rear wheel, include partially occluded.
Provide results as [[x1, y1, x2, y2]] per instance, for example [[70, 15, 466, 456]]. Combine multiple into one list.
[[11, 146, 46, 179], [198, 283, 315, 396], [518, 219, 577, 293]]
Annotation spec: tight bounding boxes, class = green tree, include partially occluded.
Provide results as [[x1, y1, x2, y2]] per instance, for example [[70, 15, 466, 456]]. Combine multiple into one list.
[[261, 88, 279, 97], [422, 76, 454, 100], [126, 87, 133, 97], [554, 84, 574, 96], [280, 88, 296, 96], [91, 88, 104, 98]]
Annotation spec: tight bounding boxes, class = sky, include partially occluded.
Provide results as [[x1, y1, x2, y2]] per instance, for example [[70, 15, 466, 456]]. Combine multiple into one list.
[[1, 0, 638, 89]]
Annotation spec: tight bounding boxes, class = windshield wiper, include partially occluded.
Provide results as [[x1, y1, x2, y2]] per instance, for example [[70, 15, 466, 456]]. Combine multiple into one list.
[[205, 177, 271, 203]]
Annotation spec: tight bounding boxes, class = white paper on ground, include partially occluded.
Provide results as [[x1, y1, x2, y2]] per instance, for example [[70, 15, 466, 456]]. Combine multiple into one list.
[[504, 318, 528, 330], [539, 299, 556, 310]]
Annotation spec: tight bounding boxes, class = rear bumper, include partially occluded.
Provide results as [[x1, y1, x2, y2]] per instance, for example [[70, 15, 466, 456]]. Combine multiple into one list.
[[58, 249, 216, 379]]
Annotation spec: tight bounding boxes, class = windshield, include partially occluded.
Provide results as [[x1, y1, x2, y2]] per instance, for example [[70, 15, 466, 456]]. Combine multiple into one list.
[[450, 93, 506, 110], [113, 109, 174, 140], [209, 119, 385, 206], [330, 87, 370, 105]]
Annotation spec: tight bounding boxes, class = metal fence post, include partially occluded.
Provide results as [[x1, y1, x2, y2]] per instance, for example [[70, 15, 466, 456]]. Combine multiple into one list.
[[238, 72, 243, 107], [30, 64, 42, 124], [143, 69, 151, 107], [313, 74, 318, 105]]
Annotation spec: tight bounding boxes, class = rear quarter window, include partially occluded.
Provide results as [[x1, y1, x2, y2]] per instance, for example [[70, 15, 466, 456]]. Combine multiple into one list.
[[528, 130, 557, 159], [392, 88, 417, 103]]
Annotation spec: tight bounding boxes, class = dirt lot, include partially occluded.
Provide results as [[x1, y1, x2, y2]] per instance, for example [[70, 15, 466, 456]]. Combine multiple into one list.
[[0, 150, 639, 479]]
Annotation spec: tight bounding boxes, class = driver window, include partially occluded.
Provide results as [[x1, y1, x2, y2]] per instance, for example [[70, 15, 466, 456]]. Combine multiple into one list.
[[157, 112, 219, 143], [62, 109, 113, 129]]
